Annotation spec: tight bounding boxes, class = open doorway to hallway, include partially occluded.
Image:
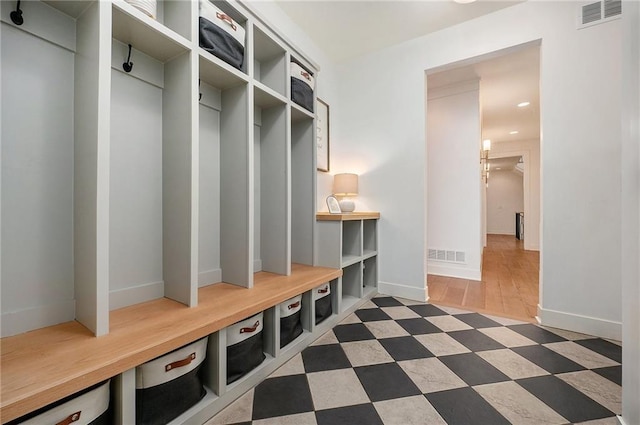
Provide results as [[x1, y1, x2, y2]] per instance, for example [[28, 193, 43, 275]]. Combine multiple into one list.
[[428, 235, 539, 322], [426, 42, 541, 323]]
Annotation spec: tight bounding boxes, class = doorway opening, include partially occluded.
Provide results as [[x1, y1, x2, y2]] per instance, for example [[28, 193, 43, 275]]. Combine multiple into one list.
[[426, 42, 541, 322]]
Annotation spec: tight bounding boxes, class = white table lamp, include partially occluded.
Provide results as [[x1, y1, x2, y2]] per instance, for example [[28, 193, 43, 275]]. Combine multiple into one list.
[[333, 173, 358, 213]]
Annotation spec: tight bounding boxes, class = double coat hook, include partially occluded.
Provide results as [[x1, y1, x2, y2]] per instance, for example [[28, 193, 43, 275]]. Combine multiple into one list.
[[10, 0, 24, 25]]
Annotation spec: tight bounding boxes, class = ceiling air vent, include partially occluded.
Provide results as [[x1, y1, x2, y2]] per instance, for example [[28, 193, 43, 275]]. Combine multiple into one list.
[[578, 0, 622, 29]]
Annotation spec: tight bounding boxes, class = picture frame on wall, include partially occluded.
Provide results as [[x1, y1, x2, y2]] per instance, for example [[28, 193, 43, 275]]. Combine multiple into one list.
[[326, 196, 341, 214], [317, 98, 330, 172]]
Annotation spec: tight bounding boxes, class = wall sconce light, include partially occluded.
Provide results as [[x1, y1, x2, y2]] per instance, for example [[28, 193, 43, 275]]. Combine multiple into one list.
[[333, 173, 358, 213], [481, 139, 491, 184]]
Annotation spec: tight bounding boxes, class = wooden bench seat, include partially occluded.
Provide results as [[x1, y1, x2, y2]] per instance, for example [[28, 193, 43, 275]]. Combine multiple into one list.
[[0, 264, 341, 422]]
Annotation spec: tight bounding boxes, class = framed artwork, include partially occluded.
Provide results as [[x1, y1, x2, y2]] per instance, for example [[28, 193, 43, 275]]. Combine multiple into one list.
[[317, 98, 330, 172], [326, 196, 341, 214]]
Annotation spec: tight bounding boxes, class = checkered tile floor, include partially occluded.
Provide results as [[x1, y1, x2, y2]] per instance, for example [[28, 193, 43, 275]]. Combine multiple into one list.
[[205, 296, 622, 425]]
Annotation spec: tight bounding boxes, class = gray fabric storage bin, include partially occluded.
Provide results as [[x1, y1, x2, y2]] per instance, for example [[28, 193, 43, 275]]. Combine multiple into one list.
[[199, 0, 245, 69], [7, 380, 111, 425], [279, 295, 303, 348], [314, 283, 332, 325], [226, 312, 266, 384], [135, 337, 208, 425], [290, 61, 314, 112]]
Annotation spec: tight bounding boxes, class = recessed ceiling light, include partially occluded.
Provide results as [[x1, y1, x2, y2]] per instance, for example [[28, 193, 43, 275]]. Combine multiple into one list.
[[510, 130, 519, 135], [517, 102, 530, 107], [496, 167, 502, 170], [453, 0, 477, 3]]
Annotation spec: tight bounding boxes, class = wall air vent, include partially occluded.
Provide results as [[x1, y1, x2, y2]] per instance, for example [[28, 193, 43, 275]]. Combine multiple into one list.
[[428, 249, 466, 264], [578, 0, 622, 29]]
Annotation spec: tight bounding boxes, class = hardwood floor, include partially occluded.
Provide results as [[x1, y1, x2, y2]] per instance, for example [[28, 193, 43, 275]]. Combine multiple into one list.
[[428, 234, 539, 322]]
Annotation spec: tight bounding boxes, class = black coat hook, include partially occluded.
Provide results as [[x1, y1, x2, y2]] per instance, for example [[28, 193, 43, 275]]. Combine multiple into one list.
[[199, 79, 202, 101], [10, 0, 24, 26], [123, 44, 134, 73]]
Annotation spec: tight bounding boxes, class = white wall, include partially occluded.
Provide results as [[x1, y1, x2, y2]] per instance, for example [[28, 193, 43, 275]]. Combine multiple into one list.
[[487, 171, 523, 235], [334, 1, 621, 338], [621, 1, 640, 424], [427, 81, 483, 281]]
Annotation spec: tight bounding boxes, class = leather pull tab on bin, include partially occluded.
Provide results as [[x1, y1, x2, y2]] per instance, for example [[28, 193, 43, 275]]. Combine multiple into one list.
[[56, 411, 81, 425], [165, 352, 196, 372], [318, 287, 329, 294], [216, 12, 237, 31], [288, 301, 301, 309], [240, 321, 260, 333]]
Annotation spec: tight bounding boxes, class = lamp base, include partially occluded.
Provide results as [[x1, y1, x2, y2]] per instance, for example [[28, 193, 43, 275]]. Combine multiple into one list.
[[339, 199, 355, 213]]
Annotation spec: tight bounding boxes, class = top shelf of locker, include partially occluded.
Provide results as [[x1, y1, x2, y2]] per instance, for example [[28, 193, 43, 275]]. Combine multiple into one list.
[[112, 0, 191, 63], [43, 0, 93, 18]]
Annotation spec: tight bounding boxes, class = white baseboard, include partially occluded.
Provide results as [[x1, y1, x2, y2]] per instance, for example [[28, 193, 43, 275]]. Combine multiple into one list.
[[1, 300, 76, 337], [110, 281, 164, 310], [617, 415, 628, 425], [538, 306, 622, 341], [378, 281, 427, 302], [199, 268, 222, 287], [427, 262, 482, 281]]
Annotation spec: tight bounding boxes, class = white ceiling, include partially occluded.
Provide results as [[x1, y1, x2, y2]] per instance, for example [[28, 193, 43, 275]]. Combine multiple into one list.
[[275, 0, 540, 145], [274, 0, 524, 63]]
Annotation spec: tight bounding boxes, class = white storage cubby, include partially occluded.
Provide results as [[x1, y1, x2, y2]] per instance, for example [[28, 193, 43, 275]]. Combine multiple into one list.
[[342, 263, 363, 311], [363, 256, 378, 298], [315, 213, 380, 313]]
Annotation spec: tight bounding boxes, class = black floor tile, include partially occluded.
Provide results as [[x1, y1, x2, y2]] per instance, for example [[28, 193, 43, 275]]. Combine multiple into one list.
[[438, 353, 510, 386], [252, 375, 314, 420], [333, 323, 376, 342], [425, 387, 511, 425], [517, 375, 614, 423], [593, 365, 622, 386], [512, 345, 586, 374], [507, 324, 567, 344], [371, 297, 404, 307], [355, 308, 392, 322], [301, 344, 352, 373], [448, 329, 506, 352], [396, 318, 442, 335], [378, 336, 434, 361], [355, 363, 422, 402], [575, 338, 622, 363], [408, 304, 448, 317], [315, 403, 384, 425], [453, 313, 502, 329]]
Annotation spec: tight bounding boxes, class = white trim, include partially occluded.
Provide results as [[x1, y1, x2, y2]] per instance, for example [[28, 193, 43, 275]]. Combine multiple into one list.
[[378, 281, 427, 303], [427, 262, 482, 281], [538, 306, 622, 341], [617, 415, 629, 425], [199, 268, 222, 287], [109, 281, 164, 310], [1, 300, 76, 338]]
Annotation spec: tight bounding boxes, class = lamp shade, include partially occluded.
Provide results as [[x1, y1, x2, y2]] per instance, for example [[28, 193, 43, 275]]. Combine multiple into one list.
[[333, 173, 358, 196]]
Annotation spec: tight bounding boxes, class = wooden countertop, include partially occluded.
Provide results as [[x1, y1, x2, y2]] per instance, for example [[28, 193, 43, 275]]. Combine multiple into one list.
[[0, 264, 341, 423], [316, 212, 380, 221]]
